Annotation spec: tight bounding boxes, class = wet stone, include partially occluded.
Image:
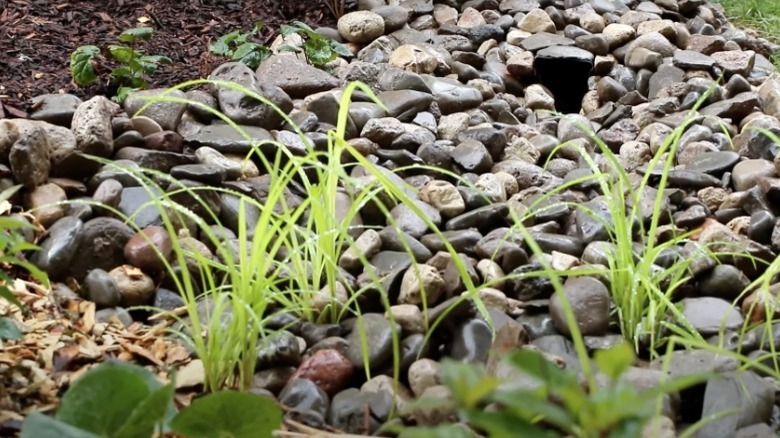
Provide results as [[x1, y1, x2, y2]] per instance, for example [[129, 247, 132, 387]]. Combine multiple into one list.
[[70, 217, 135, 281], [278, 378, 330, 424], [117, 186, 164, 230], [680, 297, 744, 337], [685, 151, 741, 176], [32, 216, 84, 279], [550, 276, 611, 337], [328, 388, 392, 434], [153, 288, 185, 312], [81, 268, 121, 309], [256, 330, 302, 368], [445, 203, 509, 231], [449, 318, 492, 364], [377, 228, 433, 262], [345, 313, 394, 370]]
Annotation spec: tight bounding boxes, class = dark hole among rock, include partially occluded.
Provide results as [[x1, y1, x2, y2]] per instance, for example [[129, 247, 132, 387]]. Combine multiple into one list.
[[533, 46, 595, 114]]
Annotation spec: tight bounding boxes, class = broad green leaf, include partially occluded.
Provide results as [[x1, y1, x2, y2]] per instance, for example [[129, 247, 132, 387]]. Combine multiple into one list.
[[505, 350, 574, 389], [303, 38, 336, 67], [119, 27, 154, 43], [279, 24, 298, 37], [595, 342, 635, 382], [465, 409, 558, 438], [292, 21, 316, 33], [136, 55, 171, 75], [330, 41, 353, 58], [492, 389, 574, 429], [278, 44, 301, 53], [234, 32, 251, 45], [55, 363, 152, 435], [107, 45, 135, 63], [170, 391, 282, 438], [252, 22, 264, 34], [231, 43, 270, 69], [115, 383, 175, 438], [114, 87, 138, 104], [21, 413, 101, 438], [209, 39, 232, 56], [438, 360, 499, 408], [0, 317, 22, 340], [110, 65, 134, 79], [103, 361, 178, 429], [70, 45, 100, 86], [400, 424, 476, 438]]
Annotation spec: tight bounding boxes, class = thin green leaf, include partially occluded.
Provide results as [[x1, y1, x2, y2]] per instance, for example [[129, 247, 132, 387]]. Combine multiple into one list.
[[0, 285, 23, 309]]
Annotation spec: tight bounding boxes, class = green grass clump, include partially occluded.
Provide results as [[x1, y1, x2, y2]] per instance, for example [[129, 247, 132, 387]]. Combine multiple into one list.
[[105, 79, 490, 393]]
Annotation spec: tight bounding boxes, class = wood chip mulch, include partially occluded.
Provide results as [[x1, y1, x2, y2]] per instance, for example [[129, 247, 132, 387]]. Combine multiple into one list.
[[0, 278, 200, 436], [0, 0, 342, 113]]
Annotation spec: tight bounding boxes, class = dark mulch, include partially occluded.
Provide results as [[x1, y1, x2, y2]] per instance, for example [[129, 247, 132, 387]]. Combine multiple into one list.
[[0, 0, 345, 113]]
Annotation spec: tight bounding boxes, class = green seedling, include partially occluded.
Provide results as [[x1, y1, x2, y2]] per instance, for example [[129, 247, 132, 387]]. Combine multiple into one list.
[[70, 27, 172, 104], [279, 21, 352, 68], [209, 22, 271, 69]]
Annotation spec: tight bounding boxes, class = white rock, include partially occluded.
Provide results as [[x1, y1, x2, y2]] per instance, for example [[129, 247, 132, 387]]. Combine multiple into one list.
[[420, 180, 466, 218], [339, 229, 382, 270], [603, 23, 636, 49], [408, 358, 440, 397], [338, 11, 385, 43], [398, 263, 447, 306], [457, 7, 486, 29], [71, 96, 118, 157], [524, 84, 556, 111], [388, 304, 425, 333], [389, 44, 438, 74], [518, 9, 556, 34], [437, 112, 470, 141]]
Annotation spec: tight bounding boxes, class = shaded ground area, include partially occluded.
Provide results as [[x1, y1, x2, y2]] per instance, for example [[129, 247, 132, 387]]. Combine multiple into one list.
[[0, 0, 341, 112]]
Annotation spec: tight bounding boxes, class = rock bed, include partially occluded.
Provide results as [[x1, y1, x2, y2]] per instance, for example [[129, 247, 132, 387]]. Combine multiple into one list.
[[3, 0, 780, 436]]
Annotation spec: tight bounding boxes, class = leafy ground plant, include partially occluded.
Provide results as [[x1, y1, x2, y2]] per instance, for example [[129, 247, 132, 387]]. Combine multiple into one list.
[[70, 27, 172, 104], [0, 185, 49, 340], [403, 343, 710, 438], [209, 22, 271, 69], [20, 361, 281, 438], [279, 21, 352, 68]]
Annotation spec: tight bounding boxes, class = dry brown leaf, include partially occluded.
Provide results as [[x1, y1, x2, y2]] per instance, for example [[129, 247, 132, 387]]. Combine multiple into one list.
[[118, 340, 162, 366]]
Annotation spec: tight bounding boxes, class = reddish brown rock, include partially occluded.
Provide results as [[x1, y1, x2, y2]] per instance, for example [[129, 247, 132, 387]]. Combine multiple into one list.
[[124, 225, 173, 272], [292, 349, 354, 396]]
